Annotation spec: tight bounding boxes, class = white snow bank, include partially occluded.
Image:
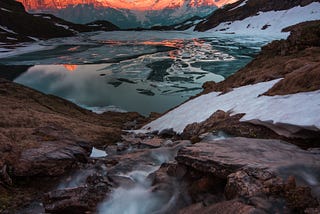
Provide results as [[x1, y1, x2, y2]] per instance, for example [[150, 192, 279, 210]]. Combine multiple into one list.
[[209, 2, 320, 37], [229, 0, 248, 11], [142, 79, 320, 134], [0, 25, 17, 34]]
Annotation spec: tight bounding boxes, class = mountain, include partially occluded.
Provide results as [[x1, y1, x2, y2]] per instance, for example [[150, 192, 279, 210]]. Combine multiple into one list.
[[0, 0, 118, 44], [19, 0, 222, 10], [17, 0, 225, 28], [195, 0, 320, 34]]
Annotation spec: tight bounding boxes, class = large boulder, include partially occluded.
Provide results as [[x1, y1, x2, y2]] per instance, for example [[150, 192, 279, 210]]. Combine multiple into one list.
[[176, 137, 320, 179]]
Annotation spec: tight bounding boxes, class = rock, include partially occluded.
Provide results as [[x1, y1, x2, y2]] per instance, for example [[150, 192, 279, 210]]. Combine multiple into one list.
[[179, 200, 258, 214], [14, 140, 90, 177], [177, 137, 320, 212], [182, 110, 280, 143], [0, 165, 12, 186], [176, 137, 320, 180], [44, 168, 112, 213], [44, 185, 110, 213], [284, 184, 319, 211], [167, 163, 187, 179], [225, 170, 265, 199], [12, 125, 92, 177], [140, 137, 164, 148], [159, 128, 176, 138], [305, 207, 320, 214]]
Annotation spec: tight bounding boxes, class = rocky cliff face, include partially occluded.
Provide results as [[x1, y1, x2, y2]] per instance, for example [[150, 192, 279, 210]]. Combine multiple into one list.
[[195, 0, 318, 31]]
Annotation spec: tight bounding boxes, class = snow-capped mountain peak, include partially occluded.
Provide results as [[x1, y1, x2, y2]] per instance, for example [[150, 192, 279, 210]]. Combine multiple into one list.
[[17, 0, 226, 28], [18, 0, 226, 10]]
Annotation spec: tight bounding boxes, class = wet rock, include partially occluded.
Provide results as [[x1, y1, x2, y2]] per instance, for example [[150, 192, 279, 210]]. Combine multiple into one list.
[[305, 207, 320, 214], [44, 184, 110, 214], [182, 110, 281, 143], [283, 179, 319, 211], [140, 137, 165, 148], [225, 170, 264, 199], [167, 163, 187, 179], [108, 175, 136, 188], [159, 128, 176, 138], [148, 163, 192, 213], [14, 140, 91, 177], [179, 200, 258, 214], [176, 137, 320, 179]]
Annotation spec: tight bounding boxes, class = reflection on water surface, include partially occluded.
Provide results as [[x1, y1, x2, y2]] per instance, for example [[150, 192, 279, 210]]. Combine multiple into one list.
[[0, 31, 267, 115]]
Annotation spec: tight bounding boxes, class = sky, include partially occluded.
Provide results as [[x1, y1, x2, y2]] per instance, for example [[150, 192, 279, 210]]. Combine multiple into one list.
[[18, 0, 238, 11]]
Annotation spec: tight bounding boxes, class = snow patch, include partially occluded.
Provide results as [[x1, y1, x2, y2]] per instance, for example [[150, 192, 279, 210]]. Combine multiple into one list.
[[0, 7, 12, 12], [209, 2, 320, 37], [0, 25, 17, 34], [142, 79, 320, 134], [229, 0, 248, 11]]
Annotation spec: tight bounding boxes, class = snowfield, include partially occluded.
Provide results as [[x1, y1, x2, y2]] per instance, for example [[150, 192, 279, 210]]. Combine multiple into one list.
[[209, 2, 320, 36], [142, 79, 320, 136]]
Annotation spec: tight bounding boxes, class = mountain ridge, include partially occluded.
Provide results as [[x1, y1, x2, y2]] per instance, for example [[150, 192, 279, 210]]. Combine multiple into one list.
[[195, 0, 319, 31], [18, 0, 237, 10]]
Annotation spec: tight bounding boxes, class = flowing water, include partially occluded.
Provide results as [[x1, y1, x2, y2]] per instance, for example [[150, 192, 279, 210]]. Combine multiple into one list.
[[0, 31, 270, 115]]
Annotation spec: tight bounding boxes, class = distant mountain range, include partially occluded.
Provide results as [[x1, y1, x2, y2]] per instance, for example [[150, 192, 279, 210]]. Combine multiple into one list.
[[0, 0, 118, 44], [17, 0, 238, 28]]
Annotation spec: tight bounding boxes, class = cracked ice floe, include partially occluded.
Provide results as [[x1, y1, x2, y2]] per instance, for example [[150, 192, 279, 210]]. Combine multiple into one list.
[[142, 79, 320, 135], [90, 147, 108, 158]]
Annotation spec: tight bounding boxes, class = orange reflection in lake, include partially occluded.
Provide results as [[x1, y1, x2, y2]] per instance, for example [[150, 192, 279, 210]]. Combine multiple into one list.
[[63, 64, 78, 72], [140, 39, 184, 48]]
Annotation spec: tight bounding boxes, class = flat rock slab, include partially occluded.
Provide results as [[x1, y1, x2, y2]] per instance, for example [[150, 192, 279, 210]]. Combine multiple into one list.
[[14, 140, 91, 177], [176, 137, 320, 181]]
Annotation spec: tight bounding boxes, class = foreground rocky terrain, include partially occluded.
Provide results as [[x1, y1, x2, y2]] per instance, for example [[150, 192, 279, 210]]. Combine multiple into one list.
[[0, 17, 320, 214], [0, 78, 145, 211]]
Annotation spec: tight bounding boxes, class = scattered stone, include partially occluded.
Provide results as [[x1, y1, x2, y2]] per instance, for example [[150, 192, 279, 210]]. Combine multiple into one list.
[[159, 128, 176, 138], [140, 137, 164, 148]]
